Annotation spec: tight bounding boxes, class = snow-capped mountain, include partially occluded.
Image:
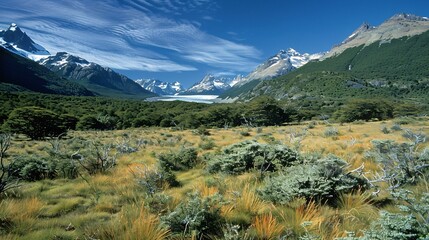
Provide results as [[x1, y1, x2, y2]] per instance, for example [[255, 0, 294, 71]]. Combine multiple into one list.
[[0, 23, 50, 61], [324, 13, 429, 59], [232, 48, 323, 87], [39, 52, 155, 98], [182, 74, 232, 95], [135, 79, 184, 95], [229, 74, 246, 87]]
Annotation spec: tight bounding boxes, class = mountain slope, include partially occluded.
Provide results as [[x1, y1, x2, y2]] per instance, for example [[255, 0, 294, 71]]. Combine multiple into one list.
[[0, 23, 50, 61], [39, 52, 156, 98], [324, 13, 429, 59], [135, 79, 184, 95], [220, 48, 322, 99], [182, 74, 231, 95], [0, 47, 93, 96], [238, 29, 429, 102]]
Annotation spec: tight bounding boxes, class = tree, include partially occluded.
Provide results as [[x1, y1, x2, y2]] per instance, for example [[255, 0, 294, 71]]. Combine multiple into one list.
[[3, 107, 68, 140], [334, 99, 394, 122], [244, 96, 286, 126]]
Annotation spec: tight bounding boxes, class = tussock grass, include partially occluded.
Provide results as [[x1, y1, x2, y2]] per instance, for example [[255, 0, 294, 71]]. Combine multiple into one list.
[[1, 118, 428, 239], [250, 212, 285, 240]]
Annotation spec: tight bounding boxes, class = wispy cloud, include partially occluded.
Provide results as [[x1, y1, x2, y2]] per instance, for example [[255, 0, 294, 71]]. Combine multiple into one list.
[[0, 0, 259, 72]]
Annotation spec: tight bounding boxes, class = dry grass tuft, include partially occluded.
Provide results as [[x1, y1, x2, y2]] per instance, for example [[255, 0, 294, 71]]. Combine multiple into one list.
[[251, 212, 285, 240]]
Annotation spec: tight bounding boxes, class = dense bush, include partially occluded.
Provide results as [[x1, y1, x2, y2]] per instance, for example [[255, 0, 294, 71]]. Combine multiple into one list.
[[334, 99, 394, 122], [161, 193, 224, 239], [8, 156, 57, 181], [364, 211, 422, 240], [258, 155, 367, 204], [3, 107, 69, 140], [158, 148, 198, 171], [206, 140, 301, 175]]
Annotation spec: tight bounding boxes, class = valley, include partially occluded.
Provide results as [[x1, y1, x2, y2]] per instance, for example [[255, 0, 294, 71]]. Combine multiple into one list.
[[1, 3, 429, 239]]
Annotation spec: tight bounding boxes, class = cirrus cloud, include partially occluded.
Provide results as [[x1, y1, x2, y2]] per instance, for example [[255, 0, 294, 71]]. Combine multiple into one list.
[[0, 0, 260, 72]]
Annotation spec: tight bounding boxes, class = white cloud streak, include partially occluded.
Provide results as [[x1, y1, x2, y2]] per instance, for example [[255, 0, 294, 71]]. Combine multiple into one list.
[[0, 0, 259, 72]]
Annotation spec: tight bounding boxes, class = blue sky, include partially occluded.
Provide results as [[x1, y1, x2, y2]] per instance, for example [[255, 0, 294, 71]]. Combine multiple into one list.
[[1, 0, 428, 87]]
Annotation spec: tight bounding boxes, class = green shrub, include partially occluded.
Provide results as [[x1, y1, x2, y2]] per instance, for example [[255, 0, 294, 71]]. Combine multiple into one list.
[[158, 148, 198, 171], [8, 156, 57, 181], [161, 193, 224, 239], [368, 140, 429, 189], [258, 155, 367, 204], [324, 127, 339, 137], [380, 125, 390, 134], [199, 138, 216, 150], [206, 140, 301, 175], [391, 124, 402, 131], [364, 211, 422, 240], [132, 166, 179, 196]]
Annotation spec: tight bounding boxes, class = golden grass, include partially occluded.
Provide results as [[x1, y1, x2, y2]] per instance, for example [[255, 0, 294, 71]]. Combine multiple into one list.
[[123, 207, 171, 240], [1, 118, 428, 239], [338, 190, 378, 223], [251, 212, 285, 240], [0, 197, 44, 235]]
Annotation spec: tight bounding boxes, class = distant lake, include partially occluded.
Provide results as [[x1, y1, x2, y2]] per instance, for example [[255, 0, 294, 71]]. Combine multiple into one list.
[[145, 95, 219, 104]]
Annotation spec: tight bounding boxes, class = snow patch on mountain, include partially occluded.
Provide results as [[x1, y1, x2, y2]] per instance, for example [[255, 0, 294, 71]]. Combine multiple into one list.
[[182, 74, 232, 95], [232, 48, 323, 87], [135, 79, 184, 95], [39, 52, 93, 69]]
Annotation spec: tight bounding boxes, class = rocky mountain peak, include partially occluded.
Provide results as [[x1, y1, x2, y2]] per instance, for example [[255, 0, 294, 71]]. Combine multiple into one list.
[[0, 23, 50, 59], [388, 13, 429, 22]]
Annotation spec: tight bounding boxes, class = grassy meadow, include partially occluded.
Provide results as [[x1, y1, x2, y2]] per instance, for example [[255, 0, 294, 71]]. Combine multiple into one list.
[[0, 117, 428, 239]]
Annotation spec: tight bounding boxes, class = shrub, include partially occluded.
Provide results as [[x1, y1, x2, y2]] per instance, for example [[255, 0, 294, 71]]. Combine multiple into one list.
[[364, 211, 422, 240], [8, 156, 57, 181], [161, 193, 224, 239], [131, 166, 178, 196], [258, 155, 367, 204], [73, 142, 117, 175], [380, 125, 390, 134], [199, 138, 216, 150], [158, 148, 198, 171], [324, 127, 339, 137], [206, 140, 301, 175], [391, 124, 402, 131], [368, 140, 429, 189]]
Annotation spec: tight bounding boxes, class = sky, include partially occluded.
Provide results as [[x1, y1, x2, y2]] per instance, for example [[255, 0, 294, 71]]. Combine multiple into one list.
[[1, 0, 428, 88]]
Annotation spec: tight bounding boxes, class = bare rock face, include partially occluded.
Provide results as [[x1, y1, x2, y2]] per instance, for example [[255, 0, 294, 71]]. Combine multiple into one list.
[[324, 13, 429, 59], [233, 48, 323, 87]]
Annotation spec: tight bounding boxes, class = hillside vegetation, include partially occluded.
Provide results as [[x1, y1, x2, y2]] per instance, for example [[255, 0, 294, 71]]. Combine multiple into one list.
[[237, 30, 429, 103]]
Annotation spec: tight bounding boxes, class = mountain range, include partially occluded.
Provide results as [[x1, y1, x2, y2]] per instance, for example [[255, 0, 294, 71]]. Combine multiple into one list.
[[39, 52, 155, 98], [1, 13, 429, 104], [0, 23, 155, 98], [138, 48, 321, 96], [234, 13, 429, 102], [135, 79, 184, 95]]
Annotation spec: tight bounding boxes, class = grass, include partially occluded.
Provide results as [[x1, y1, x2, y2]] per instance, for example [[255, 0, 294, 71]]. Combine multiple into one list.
[[0, 117, 428, 239], [251, 212, 285, 240]]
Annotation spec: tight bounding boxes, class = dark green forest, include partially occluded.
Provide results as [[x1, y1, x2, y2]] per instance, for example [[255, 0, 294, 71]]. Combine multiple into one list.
[[0, 91, 426, 139]]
